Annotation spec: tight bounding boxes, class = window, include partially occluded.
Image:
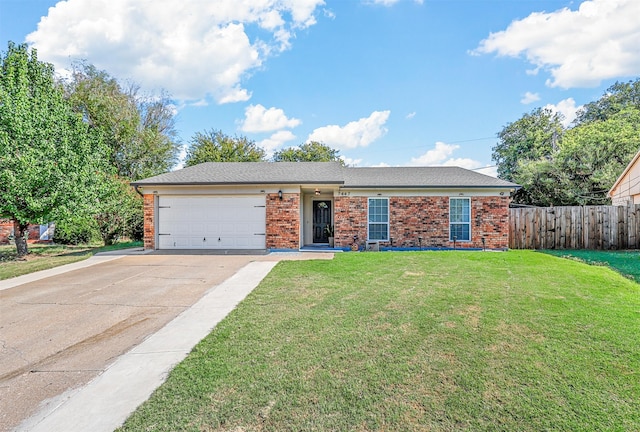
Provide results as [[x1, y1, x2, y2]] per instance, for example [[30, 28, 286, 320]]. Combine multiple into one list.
[[450, 198, 471, 241], [368, 198, 389, 241]]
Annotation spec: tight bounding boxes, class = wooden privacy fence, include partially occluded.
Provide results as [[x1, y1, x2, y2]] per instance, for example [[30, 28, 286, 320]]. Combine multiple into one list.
[[509, 205, 640, 250]]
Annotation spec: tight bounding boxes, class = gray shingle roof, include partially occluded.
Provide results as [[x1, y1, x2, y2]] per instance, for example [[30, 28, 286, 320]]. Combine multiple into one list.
[[132, 162, 345, 185], [132, 162, 519, 189], [343, 166, 518, 188]]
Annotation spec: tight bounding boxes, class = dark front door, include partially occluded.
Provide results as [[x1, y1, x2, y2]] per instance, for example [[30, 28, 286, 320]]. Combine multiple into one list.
[[313, 200, 332, 243]]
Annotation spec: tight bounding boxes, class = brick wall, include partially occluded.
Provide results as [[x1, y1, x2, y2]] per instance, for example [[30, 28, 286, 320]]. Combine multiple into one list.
[[471, 196, 511, 249], [143, 194, 155, 250], [0, 219, 49, 245], [334, 196, 511, 250], [334, 196, 368, 248], [266, 193, 300, 249], [0, 219, 13, 245]]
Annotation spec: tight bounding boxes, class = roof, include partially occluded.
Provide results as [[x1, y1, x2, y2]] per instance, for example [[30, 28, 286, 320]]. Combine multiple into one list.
[[132, 162, 345, 185], [342, 166, 517, 188], [132, 162, 519, 189], [608, 149, 640, 197]]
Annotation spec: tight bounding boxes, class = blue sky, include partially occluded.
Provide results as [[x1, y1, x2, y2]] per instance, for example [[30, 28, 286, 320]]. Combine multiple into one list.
[[2, 0, 639, 175]]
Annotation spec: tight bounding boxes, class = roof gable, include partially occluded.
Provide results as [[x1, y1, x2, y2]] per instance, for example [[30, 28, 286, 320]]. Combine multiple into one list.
[[608, 149, 640, 197]]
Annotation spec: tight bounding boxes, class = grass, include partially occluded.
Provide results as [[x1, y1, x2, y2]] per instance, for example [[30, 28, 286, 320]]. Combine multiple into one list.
[[542, 249, 640, 283], [0, 241, 142, 280], [118, 251, 640, 431]]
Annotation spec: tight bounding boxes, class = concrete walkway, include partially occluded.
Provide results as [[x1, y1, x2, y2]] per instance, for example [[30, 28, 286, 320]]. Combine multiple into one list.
[[15, 259, 277, 432]]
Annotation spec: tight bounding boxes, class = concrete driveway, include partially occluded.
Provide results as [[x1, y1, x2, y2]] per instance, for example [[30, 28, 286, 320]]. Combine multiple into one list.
[[0, 250, 332, 432]]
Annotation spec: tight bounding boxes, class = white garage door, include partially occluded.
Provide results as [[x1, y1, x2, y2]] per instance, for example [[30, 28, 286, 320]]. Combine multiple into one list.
[[157, 196, 266, 250]]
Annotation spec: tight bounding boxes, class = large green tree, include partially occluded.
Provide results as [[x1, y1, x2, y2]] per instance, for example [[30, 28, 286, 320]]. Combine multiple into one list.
[[272, 141, 345, 164], [184, 129, 266, 166], [0, 42, 111, 256], [554, 108, 640, 205], [66, 63, 180, 180], [497, 105, 640, 206], [575, 79, 640, 125], [493, 107, 564, 183]]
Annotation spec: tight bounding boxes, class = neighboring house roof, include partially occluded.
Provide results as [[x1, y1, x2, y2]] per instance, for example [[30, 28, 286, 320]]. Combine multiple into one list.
[[132, 162, 520, 189], [608, 149, 640, 198]]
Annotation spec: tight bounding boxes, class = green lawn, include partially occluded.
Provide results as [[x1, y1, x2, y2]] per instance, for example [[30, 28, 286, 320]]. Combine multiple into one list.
[[542, 249, 640, 283], [0, 241, 142, 280], [119, 251, 640, 431]]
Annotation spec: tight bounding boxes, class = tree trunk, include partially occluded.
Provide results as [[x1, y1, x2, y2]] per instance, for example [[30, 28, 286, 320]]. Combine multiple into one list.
[[13, 219, 29, 257]]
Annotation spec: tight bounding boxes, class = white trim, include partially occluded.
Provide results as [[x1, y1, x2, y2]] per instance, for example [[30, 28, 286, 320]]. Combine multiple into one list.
[[608, 149, 640, 198], [339, 188, 511, 197], [367, 197, 389, 241], [449, 197, 471, 242]]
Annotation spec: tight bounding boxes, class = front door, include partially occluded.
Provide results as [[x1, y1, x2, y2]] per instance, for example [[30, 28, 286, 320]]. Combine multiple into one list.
[[313, 200, 332, 243]]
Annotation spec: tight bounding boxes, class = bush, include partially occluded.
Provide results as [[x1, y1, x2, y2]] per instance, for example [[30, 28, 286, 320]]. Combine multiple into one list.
[[53, 216, 99, 245]]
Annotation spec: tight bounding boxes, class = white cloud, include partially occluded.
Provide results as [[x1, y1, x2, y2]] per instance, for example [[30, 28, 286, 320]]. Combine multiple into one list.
[[545, 97, 582, 127], [474, 0, 640, 88], [365, 0, 423, 5], [258, 130, 297, 155], [409, 142, 459, 165], [368, 0, 401, 5], [474, 166, 498, 178], [406, 111, 416, 119], [340, 156, 363, 166], [408, 141, 485, 170], [240, 104, 301, 132], [307, 110, 390, 149], [26, 0, 325, 103], [521, 91, 540, 105]]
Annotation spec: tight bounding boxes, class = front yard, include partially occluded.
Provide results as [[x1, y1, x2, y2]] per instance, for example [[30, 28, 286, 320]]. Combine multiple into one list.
[[0, 241, 142, 280], [119, 251, 640, 431]]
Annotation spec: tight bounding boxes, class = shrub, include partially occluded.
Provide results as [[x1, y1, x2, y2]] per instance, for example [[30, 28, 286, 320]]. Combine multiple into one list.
[[53, 216, 99, 245]]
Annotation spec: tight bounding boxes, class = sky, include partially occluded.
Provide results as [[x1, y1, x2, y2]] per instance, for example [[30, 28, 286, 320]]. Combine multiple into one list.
[[1, 0, 640, 176]]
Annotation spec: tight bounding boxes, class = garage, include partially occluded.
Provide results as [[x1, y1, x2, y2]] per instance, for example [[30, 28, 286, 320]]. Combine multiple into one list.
[[157, 196, 266, 250]]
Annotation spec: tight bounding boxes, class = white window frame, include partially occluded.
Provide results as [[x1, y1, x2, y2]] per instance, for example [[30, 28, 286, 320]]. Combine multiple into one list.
[[449, 197, 471, 242], [368, 197, 389, 241]]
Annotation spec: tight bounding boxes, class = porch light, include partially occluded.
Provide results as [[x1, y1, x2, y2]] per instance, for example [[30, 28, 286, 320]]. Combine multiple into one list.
[[314, 188, 320, 196], [278, 190, 283, 200]]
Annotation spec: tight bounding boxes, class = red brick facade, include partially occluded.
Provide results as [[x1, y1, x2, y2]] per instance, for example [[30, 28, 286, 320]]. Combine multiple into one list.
[[0, 219, 49, 245], [266, 193, 300, 249], [334, 196, 510, 250], [141, 193, 510, 251], [143, 194, 155, 250]]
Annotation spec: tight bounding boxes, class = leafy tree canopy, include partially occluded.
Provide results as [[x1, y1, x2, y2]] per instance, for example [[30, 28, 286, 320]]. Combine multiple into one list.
[[575, 78, 640, 125], [0, 42, 111, 256], [272, 141, 345, 165], [184, 129, 266, 166], [494, 91, 640, 206], [492, 107, 563, 183], [65, 62, 180, 180]]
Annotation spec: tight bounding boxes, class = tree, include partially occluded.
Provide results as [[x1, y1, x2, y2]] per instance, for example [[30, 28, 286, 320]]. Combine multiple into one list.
[[507, 108, 640, 206], [93, 176, 144, 245], [0, 42, 111, 256], [184, 129, 266, 166], [272, 141, 345, 164], [553, 108, 640, 205], [575, 79, 640, 125], [492, 107, 564, 183], [65, 63, 180, 180]]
